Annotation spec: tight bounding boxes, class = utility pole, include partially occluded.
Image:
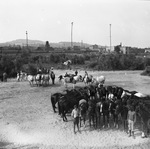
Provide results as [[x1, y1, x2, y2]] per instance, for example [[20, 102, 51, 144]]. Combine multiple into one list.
[[71, 22, 73, 50], [80, 40, 83, 48], [26, 31, 28, 49], [109, 24, 111, 52]]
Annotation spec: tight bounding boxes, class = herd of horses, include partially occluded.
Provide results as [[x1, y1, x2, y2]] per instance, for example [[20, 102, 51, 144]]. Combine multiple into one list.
[[16, 69, 106, 89], [18, 71, 56, 86], [1, 69, 150, 138], [27, 73, 54, 86], [58, 73, 105, 88], [51, 83, 150, 138]]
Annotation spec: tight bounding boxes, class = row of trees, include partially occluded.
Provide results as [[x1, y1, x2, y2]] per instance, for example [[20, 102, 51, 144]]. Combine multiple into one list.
[[88, 53, 149, 70], [0, 50, 150, 78]]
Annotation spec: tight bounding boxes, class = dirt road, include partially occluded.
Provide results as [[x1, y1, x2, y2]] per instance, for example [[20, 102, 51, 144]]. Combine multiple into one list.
[[0, 70, 150, 149]]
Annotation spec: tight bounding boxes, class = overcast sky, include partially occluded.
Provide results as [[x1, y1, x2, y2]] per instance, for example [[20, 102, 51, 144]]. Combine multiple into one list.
[[0, 0, 150, 48]]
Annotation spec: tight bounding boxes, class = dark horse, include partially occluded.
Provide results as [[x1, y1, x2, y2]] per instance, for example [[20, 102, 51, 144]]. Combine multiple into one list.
[[51, 92, 63, 113], [109, 100, 119, 128], [88, 97, 96, 128], [58, 96, 69, 121], [58, 89, 84, 121], [136, 101, 150, 138]]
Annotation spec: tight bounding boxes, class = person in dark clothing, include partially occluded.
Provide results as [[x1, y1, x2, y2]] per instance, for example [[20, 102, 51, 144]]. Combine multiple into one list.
[[102, 99, 110, 128], [75, 70, 78, 76], [51, 71, 55, 85], [3, 72, 7, 82]]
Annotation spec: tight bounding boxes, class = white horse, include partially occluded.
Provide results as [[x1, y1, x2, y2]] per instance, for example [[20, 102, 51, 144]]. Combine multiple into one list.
[[41, 74, 50, 86], [63, 60, 71, 66], [92, 75, 105, 86], [27, 75, 35, 86], [73, 75, 83, 83], [63, 60, 72, 69], [20, 72, 27, 81], [17, 72, 27, 82], [62, 75, 82, 89], [35, 74, 41, 86], [17, 73, 20, 82], [83, 75, 93, 85]]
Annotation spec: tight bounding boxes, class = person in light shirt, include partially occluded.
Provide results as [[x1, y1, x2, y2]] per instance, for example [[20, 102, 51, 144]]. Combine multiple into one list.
[[71, 105, 80, 134], [127, 106, 136, 138]]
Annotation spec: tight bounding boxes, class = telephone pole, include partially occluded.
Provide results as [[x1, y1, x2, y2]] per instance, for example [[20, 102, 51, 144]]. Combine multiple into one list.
[[26, 31, 28, 49], [71, 22, 73, 50], [109, 24, 111, 51]]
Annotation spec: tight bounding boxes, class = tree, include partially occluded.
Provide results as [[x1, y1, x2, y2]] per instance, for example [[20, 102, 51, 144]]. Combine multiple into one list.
[[45, 41, 50, 52], [114, 45, 121, 54]]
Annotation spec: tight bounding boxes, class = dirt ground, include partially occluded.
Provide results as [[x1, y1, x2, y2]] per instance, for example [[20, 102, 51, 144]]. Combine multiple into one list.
[[0, 70, 150, 149]]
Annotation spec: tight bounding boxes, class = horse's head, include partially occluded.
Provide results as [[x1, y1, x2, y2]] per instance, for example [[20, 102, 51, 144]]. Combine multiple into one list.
[[80, 101, 87, 112], [78, 75, 83, 81]]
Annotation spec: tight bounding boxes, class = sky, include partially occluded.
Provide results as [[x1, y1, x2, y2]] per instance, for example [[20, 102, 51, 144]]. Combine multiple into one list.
[[0, 0, 150, 48]]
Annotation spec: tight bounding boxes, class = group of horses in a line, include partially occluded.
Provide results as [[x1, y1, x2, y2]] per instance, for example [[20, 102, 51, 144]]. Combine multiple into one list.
[[58, 73, 105, 88], [16, 70, 105, 88], [27, 72, 55, 86], [51, 84, 150, 138], [16, 71, 55, 87]]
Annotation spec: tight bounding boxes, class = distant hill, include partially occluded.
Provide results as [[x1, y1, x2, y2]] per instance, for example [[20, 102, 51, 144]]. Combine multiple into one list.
[[0, 39, 92, 48], [0, 39, 45, 47]]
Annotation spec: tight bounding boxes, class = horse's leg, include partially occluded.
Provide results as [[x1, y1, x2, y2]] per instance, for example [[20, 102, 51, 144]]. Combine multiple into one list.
[[113, 113, 116, 127], [141, 120, 148, 138], [107, 112, 110, 128], [116, 114, 119, 129], [89, 116, 91, 128], [73, 83, 75, 89], [97, 114, 100, 129], [83, 115, 86, 127], [123, 119, 127, 132], [51, 100, 56, 113], [36, 80, 38, 86], [64, 113, 67, 122], [31, 81, 33, 87], [62, 110, 67, 122], [99, 113, 101, 128], [52, 79, 54, 85], [103, 113, 105, 128], [64, 81, 67, 88], [57, 102, 61, 115], [95, 113, 97, 128], [92, 114, 95, 128], [80, 116, 82, 127], [89, 115, 91, 128], [38, 80, 40, 87], [95, 111, 99, 128]]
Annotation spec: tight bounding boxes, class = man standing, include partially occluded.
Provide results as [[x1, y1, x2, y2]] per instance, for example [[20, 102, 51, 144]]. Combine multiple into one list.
[[51, 71, 55, 85], [71, 105, 80, 134], [127, 106, 136, 138], [3, 72, 7, 82], [75, 70, 78, 76]]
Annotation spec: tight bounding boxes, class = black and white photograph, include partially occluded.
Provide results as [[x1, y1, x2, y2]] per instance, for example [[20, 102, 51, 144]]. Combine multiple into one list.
[[0, 0, 150, 148]]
